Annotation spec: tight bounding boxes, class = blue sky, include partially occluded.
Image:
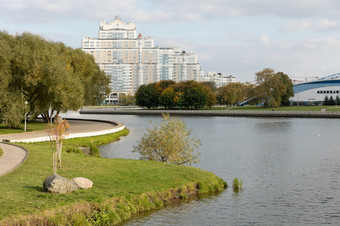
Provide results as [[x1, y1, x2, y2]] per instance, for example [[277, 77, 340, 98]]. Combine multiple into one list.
[[1, 0, 340, 82]]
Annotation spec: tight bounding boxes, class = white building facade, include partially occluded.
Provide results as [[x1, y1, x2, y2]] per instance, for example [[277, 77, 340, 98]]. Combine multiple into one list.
[[82, 16, 235, 103]]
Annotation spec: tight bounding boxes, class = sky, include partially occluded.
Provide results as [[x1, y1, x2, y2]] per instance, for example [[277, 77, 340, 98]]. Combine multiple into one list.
[[1, 0, 340, 82]]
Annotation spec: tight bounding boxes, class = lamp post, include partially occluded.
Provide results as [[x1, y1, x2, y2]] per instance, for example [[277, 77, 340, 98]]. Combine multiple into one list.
[[24, 101, 28, 132]]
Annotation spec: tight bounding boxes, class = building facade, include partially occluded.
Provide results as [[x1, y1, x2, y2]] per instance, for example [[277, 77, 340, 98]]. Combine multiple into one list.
[[289, 73, 340, 105], [82, 16, 234, 103]]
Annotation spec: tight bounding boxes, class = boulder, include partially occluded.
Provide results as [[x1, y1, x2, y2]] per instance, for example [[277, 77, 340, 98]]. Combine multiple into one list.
[[71, 177, 93, 189], [43, 174, 78, 194]]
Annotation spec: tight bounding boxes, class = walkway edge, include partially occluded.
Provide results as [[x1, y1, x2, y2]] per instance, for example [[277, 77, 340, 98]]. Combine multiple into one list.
[[0, 143, 28, 177], [5, 118, 126, 143]]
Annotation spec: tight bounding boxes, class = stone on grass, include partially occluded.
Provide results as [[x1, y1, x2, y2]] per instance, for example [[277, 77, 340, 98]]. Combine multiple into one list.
[[43, 174, 78, 194], [71, 177, 93, 189]]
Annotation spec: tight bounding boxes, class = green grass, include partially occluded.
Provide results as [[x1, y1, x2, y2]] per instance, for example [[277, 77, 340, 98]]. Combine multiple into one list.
[[0, 121, 47, 135], [230, 105, 340, 112], [0, 129, 226, 224]]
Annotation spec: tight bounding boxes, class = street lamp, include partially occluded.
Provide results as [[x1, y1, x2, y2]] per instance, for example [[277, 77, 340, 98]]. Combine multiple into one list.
[[24, 101, 28, 132]]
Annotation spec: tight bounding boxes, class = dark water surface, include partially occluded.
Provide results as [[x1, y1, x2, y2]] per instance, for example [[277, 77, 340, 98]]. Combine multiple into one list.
[[63, 112, 340, 225]]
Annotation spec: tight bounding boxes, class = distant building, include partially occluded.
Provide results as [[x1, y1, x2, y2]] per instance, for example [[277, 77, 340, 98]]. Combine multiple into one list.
[[200, 72, 237, 88], [82, 16, 235, 103], [289, 73, 340, 104]]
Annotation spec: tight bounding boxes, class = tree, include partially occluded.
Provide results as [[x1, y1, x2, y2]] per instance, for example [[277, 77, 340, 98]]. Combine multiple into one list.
[[217, 82, 247, 106], [276, 72, 294, 105], [0, 32, 110, 125], [135, 83, 159, 108], [336, 96, 340, 105], [118, 93, 135, 105], [0, 32, 24, 128], [202, 85, 216, 109], [133, 114, 201, 165], [323, 96, 329, 105], [48, 117, 69, 175], [159, 87, 176, 109], [255, 68, 286, 108], [173, 81, 206, 109]]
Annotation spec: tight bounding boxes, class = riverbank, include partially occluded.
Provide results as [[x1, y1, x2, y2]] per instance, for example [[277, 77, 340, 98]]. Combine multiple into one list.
[[80, 108, 340, 118], [0, 130, 226, 225]]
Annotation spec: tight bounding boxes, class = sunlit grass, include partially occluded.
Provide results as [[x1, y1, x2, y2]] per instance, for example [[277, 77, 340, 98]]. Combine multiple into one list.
[[0, 121, 47, 134], [0, 129, 225, 224]]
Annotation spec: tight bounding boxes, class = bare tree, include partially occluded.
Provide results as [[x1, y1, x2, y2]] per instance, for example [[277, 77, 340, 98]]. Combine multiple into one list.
[[48, 117, 69, 175]]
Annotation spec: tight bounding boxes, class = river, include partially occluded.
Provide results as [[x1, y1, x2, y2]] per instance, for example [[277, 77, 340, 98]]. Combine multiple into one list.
[[62, 112, 340, 225]]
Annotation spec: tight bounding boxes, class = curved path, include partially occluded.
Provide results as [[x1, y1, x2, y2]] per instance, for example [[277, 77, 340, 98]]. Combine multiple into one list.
[[0, 119, 125, 176], [0, 143, 28, 176]]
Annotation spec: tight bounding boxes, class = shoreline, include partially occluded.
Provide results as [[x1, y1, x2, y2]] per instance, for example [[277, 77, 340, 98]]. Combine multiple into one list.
[[80, 108, 340, 118]]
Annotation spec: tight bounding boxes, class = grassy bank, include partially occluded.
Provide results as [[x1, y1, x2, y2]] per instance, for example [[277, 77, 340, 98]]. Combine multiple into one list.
[[0, 129, 226, 225], [0, 121, 46, 134]]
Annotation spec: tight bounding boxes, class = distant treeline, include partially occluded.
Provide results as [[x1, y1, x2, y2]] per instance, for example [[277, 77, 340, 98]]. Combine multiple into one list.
[[135, 68, 294, 109]]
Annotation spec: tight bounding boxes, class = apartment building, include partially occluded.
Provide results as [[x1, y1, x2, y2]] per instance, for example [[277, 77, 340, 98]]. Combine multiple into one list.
[[82, 16, 234, 103]]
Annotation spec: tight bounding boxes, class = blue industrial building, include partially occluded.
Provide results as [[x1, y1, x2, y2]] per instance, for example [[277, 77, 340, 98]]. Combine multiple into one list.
[[290, 73, 340, 105]]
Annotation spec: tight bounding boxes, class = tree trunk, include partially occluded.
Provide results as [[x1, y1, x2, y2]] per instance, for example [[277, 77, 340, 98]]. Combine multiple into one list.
[[58, 140, 63, 169]]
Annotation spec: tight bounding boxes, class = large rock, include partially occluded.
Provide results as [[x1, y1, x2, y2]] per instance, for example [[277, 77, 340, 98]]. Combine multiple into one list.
[[43, 174, 78, 194], [71, 177, 93, 189]]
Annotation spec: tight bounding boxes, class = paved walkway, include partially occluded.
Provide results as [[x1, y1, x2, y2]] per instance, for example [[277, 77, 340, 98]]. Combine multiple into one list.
[[0, 119, 125, 177], [0, 143, 27, 176]]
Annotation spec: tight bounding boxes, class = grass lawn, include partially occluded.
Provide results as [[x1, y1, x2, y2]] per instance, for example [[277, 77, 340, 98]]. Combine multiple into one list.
[[0, 121, 47, 135], [230, 105, 340, 111], [0, 129, 225, 225]]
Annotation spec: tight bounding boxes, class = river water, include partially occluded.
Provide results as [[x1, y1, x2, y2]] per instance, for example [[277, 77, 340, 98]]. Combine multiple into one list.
[[63, 112, 340, 225]]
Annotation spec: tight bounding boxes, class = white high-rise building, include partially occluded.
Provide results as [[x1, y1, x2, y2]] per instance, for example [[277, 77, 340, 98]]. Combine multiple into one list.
[[82, 16, 204, 104]]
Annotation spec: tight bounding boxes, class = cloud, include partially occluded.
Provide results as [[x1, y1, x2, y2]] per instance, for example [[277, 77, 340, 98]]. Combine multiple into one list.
[[4, 0, 340, 24], [260, 34, 270, 44], [283, 19, 338, 31]]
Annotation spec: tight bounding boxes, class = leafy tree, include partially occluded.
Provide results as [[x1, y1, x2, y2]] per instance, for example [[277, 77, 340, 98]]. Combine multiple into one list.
[[0, 32, 24, 128], [217, 82, 247, 106], [155, 80, 176, 93], [133, 114, 201, 165], [174, 81, 206, 109], [255, 68, 286, 108], [202, 85, 216, 109], [160, 87, 176, 109], [118, 93, 135, 105], [276, 72, 294, 105], [201, 81, 217, 92], [0, 32, 110, 125], [135, 83, 159, 108]]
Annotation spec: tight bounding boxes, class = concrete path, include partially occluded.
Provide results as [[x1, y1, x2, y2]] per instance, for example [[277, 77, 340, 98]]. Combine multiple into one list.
[[0, 119, 125, 177], [0, 119, 125, 143], [0, 143, 27, 176]]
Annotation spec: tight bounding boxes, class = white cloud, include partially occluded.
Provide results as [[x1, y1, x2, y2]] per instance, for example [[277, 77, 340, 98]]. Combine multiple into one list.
[[283, 19, 337, 31], [260, 34, 270, 44]]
